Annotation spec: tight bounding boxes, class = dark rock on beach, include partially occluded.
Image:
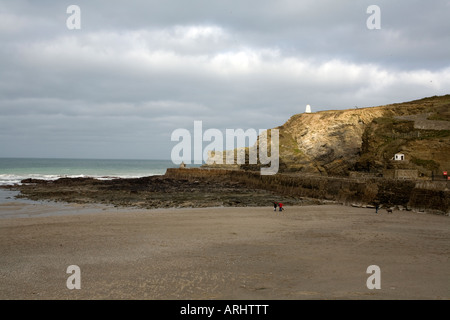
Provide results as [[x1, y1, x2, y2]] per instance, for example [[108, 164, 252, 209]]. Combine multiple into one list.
[[5, 173, 315, 210]]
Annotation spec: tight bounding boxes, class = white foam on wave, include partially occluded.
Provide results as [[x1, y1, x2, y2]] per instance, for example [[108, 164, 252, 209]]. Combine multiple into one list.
[[0, 174, 59, 186], [0, 173, 161, 186]]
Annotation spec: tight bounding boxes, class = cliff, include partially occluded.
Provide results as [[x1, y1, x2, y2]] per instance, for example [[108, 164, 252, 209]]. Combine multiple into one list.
[[205, 95, 450, 177]]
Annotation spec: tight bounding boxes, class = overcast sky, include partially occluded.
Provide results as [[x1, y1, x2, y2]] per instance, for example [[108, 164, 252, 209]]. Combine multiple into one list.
[[1, 0, 449, 160]]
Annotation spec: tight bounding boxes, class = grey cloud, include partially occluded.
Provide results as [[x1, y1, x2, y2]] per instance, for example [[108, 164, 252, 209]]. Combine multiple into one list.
[[0, 0, 449, 159]]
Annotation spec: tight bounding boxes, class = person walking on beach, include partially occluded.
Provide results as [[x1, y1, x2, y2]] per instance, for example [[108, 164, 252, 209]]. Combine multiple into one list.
[[278, 202, 284, 212], [273, 202, 278, 212]]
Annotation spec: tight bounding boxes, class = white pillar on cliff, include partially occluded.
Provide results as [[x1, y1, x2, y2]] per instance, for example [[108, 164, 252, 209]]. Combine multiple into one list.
[[305, 104, 311, 113]]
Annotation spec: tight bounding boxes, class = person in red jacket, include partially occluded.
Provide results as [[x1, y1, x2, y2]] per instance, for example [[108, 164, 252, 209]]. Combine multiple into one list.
[[278, 202, 284, 212]]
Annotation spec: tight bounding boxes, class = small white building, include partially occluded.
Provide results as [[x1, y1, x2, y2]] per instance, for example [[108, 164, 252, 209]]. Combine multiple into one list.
[[393, 153, 405, 161], [305, 104, 311, 113]]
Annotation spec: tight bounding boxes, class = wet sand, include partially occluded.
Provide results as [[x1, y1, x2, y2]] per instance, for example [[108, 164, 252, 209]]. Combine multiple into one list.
[[0, 202, 449, 300]]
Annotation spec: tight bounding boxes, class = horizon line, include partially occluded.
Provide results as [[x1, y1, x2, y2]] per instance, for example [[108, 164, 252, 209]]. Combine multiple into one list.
[[0, 157, 173, 161]]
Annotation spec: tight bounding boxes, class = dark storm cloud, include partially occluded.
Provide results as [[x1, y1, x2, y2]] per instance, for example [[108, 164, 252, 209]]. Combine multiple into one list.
[[0, 0, 449, 159]]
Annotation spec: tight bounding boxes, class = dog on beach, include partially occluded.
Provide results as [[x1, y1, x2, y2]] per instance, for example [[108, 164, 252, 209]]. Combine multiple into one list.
[[386, 208, 393, 214]]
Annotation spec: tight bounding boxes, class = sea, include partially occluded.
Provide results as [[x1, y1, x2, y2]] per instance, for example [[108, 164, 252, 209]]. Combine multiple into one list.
[[0, 158, 182, 186], [0, 158, 191, 211]]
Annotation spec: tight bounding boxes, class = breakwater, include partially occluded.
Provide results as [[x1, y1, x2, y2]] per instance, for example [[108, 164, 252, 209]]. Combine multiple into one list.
[[165, 168, 449, 214]]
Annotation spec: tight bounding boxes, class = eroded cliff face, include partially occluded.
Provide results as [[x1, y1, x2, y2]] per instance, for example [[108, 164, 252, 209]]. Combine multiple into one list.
[[278, 107, 386, 174], [205, 94, 450, 176], [279, 95, 450, 175]]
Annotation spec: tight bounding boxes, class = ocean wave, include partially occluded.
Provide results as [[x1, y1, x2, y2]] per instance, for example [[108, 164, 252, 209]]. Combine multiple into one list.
[[0, 173, 157, 186], [0, 174, 58, 186]]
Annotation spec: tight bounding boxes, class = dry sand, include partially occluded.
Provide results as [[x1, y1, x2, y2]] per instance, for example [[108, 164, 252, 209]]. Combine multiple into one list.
[[0, 202, 449, 300]]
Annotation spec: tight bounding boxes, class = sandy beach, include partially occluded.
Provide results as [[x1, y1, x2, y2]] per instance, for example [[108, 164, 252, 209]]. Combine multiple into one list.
[[1, 201, 449, 300]]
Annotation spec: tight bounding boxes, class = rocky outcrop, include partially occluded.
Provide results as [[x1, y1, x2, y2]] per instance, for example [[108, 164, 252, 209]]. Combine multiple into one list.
[[204, 95, 450, 177], [7, 174, 314, 209], [7, 167, 448, 214], [277, 107, 386, 175]]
